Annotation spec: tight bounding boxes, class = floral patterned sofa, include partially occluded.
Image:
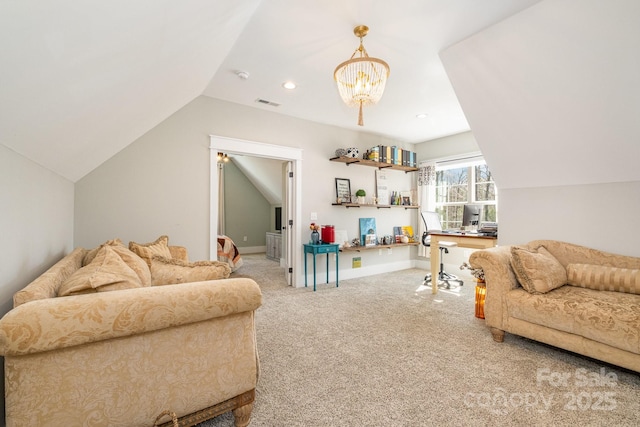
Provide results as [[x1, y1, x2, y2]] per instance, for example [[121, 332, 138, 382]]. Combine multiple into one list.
[[0, 236, 262, 427], [470, 240, 640, 372]]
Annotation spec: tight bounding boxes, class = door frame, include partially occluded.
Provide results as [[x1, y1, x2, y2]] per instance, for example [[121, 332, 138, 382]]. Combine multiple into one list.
[[209, 135, 303, 287]]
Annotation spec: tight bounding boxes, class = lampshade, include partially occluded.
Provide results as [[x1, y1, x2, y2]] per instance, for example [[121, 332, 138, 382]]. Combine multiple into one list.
[[334, 25, 390, 126]]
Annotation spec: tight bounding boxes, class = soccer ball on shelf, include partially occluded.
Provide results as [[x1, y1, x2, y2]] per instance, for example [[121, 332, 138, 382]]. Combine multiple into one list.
[[345, 147, 359, 158]]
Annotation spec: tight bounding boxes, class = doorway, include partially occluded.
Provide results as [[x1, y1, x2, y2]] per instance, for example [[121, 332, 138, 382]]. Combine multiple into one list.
[[209, 135, 302, 287]]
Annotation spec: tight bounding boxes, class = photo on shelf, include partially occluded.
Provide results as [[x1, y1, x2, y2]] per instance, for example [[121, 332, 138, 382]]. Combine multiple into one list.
[[359, 217, 377, 247], [393, 226, 403, 243]]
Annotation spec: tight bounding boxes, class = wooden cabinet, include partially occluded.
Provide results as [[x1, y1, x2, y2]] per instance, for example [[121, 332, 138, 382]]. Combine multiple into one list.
[[266, 232, 282, 261]]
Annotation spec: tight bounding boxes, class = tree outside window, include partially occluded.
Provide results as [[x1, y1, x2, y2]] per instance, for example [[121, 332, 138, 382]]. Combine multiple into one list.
[[435, 162, 497, 230]]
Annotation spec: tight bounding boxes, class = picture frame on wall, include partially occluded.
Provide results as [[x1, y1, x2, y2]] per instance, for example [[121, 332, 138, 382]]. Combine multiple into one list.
[[335, 178, 351, 203]]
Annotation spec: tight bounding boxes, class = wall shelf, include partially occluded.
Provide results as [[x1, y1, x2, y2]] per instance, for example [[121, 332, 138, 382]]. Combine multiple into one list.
[[340, 242, 419, 252], [329, 156, 418, 173], [332, 203, 418, 210]]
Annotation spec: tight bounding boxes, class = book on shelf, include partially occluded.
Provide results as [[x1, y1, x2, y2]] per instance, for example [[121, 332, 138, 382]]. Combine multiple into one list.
[[359, 218, 377, 247]]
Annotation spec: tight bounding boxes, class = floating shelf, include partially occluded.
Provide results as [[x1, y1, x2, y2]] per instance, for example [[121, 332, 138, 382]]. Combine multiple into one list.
[[332, 203, 418, 210], [329, 156, 418, 172], [340, 242, 419, 252]]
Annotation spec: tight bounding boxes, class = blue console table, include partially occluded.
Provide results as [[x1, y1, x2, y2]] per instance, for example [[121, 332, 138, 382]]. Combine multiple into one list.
[[303, 243, 339, 291]]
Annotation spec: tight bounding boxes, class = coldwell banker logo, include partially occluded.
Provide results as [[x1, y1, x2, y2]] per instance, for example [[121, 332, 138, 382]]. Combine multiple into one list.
[[464, 367, 618, 415]]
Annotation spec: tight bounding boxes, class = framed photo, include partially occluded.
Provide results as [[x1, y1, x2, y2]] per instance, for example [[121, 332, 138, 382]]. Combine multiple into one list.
[[335, 178, 351, 203], [401, 191, 412, 206]]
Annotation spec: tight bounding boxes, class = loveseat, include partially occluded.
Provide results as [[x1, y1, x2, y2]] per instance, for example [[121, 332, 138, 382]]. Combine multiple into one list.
[[469, 239, 640, 373], [0, 236, 262, 427]]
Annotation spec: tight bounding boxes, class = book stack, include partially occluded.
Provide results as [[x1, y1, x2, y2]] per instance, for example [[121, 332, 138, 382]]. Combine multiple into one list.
[[368, 145, 417, 167]]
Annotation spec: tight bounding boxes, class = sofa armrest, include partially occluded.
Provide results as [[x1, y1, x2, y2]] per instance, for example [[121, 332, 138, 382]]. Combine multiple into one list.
[[0, 278, 261, 356], [469, 246, 519, 329]]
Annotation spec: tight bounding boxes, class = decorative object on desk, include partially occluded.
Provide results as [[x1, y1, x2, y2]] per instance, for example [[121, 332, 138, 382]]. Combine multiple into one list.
[[335, 178, 351, 203], [335, 148, 347, 157], [345, 147, 359, 158], [321, 225, 335, 243], [400, 235, 409, 244], [310, 223, 320, 244], [355, 189, 366, 204], [383, 235, 393, 245], [359, 217, 377, 247], [351, 238, 361, 247]]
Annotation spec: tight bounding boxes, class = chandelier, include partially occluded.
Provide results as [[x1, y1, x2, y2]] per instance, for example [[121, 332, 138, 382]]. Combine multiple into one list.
[[334, 25, 390, 126]]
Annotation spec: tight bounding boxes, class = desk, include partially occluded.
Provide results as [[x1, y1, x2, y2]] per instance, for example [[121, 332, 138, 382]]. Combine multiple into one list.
[[303, 244, 339, 291], [429, 233, 497, 294]]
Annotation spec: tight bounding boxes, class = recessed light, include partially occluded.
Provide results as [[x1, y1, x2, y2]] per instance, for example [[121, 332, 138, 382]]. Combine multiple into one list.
[[416, 113, 428, 119], [282, 81, 296, 90]]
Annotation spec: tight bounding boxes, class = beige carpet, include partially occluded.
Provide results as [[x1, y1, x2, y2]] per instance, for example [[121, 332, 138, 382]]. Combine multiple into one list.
[[198, 254, 640, 426]]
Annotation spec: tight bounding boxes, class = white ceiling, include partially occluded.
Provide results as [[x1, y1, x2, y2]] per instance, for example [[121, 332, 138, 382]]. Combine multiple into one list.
[[0, 0, 541, 182]]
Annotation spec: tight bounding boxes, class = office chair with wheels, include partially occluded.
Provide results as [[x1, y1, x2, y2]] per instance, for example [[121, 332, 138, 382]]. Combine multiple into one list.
[[420, 211, 464, 289]]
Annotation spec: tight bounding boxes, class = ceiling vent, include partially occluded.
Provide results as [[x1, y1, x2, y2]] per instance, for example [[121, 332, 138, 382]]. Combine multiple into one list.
[[255, 98, 281, 107]]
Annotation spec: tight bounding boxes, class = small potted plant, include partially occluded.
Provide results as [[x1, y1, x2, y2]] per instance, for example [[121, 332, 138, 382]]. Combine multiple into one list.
[[355, 189, 366, 204]]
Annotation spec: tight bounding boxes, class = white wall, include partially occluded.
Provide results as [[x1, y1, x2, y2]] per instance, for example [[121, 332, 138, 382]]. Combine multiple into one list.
[[75, 96, 418, 282], [440, 0, 640, 256], [0, 145, 74, 315]]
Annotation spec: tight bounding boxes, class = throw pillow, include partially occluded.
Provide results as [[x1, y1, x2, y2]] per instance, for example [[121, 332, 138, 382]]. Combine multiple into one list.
[[83, 238, 152, 287], [83, 238, 125, 266], [567, 264, 640, 295], [59, 246, 143, 296], [150, 256, 231, 286], [510, 245, 567, 294], [129, 235, 172, 267]]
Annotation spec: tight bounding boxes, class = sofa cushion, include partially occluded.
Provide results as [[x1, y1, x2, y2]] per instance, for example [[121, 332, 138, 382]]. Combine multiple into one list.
[[567, 263, 640, 295], [150, 256, 231, 286], [129, 235, 172, 267], [59, 246, 144, 296], [83, 238, 124, 265], [510, 245, 567, 294], [83, 239, 152, 287], [506, 285, 640, 355]]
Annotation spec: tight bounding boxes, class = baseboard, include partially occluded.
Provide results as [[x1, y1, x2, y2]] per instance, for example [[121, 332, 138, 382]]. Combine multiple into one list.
[[237, 246, 265, 254]]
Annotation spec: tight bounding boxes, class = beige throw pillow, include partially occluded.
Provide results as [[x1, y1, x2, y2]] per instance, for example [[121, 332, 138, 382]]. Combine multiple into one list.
[[567, 264, 640, 295], [150, 256, 231, 286], [83, 238, 125, 266], [510, 245, 567, 294], [59, 246, 143, 296], [83, 238, 151, 287], [129, 235, 172, 267]]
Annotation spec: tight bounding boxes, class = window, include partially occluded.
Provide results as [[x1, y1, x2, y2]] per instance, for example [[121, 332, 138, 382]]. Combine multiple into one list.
[[435, 161, 497, 230]]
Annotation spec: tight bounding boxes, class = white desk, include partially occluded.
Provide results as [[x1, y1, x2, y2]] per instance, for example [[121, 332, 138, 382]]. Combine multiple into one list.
[[429, 232, 497, 294]]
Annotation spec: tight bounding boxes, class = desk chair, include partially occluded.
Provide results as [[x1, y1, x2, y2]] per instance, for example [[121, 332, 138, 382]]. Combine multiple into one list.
[[420, 211, 464, 289]]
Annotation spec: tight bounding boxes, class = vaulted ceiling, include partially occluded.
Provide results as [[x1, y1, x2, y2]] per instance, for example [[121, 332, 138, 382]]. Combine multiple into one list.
[[1, 0, 541, 182]]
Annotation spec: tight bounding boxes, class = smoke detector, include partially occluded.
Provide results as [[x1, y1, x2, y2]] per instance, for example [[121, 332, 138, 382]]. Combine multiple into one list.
[[235, 70, 250, 80]]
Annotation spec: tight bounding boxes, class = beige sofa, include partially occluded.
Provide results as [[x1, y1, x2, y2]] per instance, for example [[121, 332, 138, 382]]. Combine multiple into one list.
[[470, 239, 640, 373], [0, 238, 262, 427]]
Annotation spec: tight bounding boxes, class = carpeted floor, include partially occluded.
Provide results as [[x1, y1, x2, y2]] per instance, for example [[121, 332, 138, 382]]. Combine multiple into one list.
[[198, 254, 640, 427]]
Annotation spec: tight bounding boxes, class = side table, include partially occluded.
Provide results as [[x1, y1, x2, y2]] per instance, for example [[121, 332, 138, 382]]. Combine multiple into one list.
[[303, 243, 339, 291]]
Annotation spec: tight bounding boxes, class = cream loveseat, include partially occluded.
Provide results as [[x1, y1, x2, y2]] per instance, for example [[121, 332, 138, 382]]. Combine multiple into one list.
[[470, 239, 640, 373], [0, 236, 262, 427]]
